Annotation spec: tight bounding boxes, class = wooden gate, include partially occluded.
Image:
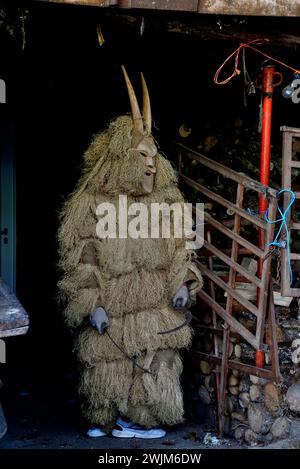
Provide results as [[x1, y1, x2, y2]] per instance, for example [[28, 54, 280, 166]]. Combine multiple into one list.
[[166, 140, 281, 434]]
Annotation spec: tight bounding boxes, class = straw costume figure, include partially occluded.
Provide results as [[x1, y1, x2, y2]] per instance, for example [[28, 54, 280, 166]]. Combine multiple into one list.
[[58, 67, 202, 438]]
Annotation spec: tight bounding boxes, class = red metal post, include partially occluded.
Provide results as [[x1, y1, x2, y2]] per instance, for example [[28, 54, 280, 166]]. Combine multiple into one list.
[[257, 64, 276, 368]]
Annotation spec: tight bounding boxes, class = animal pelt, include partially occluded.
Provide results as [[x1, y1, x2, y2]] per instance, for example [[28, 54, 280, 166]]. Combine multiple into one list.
[[58, 115, 203, 427]]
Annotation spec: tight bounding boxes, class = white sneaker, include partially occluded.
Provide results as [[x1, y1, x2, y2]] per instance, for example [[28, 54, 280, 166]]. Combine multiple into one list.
[[112, 417, 166, 439], [87, 427, 107, 438]]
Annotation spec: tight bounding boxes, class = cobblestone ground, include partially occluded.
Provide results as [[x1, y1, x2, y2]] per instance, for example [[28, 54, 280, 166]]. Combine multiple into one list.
[[0, 385, 240, 449], [1, 375, 299, 450]]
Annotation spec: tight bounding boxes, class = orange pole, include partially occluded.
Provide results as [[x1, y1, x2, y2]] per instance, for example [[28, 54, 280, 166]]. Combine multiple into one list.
[[257, 64, 276, 368]]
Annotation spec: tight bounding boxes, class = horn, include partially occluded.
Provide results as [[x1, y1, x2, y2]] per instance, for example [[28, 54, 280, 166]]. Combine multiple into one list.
[[141, 72, 151, 134], [121, 65, 144, 133]]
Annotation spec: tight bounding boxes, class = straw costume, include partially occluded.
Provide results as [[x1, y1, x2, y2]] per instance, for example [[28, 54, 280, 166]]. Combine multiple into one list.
[[58, 67, 202, 436]]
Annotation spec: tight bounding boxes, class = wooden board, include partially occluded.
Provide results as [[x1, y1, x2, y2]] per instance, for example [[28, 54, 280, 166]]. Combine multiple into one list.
[[0, 279, 29, 337], [35, 0, 300, 17], [0, 402, 7, 439]]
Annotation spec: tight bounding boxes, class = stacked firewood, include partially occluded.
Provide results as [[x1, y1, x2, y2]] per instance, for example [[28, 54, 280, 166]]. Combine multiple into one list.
[[191, 318, 300, 445], [227, 373, 290, 444]]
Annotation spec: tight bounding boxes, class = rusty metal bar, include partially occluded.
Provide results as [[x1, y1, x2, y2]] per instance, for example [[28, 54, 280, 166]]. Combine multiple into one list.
[[203, 239, 262, 288], [193, 351, 275, 380], [174, 140, 277, 344], [281, 130, 292, 295], [204, 212, 264, 258], [268, 281, 282, 382], [280, 126, 300, 297], [206, 230, 220, 358], [280, 126, 300, 134], [173, 139, 281, 436], [218, 183, 244, 435], [290, 253, 300, 260], [285, 288, 300, 296], [198, 262, 260, 318], [181, 174, 267, 229], [173, 139, 280, 431], [172, 141, 277, 198], [197, 288, 259, 349], [175, 140, 276, 344], [206, 229, 221, 434], [256, 195, 277, 348], [193, 324, 243, 340]]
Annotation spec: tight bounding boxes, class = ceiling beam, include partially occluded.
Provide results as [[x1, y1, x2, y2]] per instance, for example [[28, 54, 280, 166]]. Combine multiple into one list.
[[34, 0, 300, 17]]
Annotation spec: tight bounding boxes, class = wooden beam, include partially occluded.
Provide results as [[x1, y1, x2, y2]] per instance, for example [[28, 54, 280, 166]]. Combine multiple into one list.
[[98, 11, 300, 48], [33, 3, 300, 46], [0, 403, 7, 440], [34, 0, 300, 17], [193, 351, 275, 380], [35, 0, 118, 6], [0, 279, 29, 336], [197, 0, 300, 17], [0, 326, 29, 338]]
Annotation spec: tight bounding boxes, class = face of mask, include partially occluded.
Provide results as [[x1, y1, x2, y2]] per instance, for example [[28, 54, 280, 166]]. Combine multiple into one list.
[[132, 132, 157, 194]]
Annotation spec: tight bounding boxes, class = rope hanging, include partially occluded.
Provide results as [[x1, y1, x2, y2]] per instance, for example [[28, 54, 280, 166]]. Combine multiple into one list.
[[214, 39, 300, 86]]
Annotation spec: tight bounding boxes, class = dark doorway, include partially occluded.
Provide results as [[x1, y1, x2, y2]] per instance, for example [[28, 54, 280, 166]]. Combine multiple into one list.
[[1, 1, 300, 447]]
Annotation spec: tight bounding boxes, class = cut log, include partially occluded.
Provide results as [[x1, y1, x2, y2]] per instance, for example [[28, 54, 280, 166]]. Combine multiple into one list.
[[291, 339, 300, 365], [200, 360, 213, 375], [216, 337, 233, 356], [266, 324, 286, 345], [270, 417, 291, 439], [229, 385, 239, 396], [250, 375, 267, 386], [250, 375, 259, 385], [228, 374, 239, 387], [286, 380, 300, 413], [244, 429, 273, 446], [248, 403, 273, 434], [204, 374, 215, 393], [234, 344, 242, 359], [225, 396, 235, 414], [234, 426, 246, 443], [239, 377, 250, 393], [239, 392, 250, 408], [264, 383, 281, 415], [249, 384, 262, 402], [231, 411, 247, 423]]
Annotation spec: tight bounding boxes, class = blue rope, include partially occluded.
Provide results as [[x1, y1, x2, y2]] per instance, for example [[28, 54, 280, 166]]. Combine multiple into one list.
[[264, 189, 295, 285], [246, 208, 267, 217]]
